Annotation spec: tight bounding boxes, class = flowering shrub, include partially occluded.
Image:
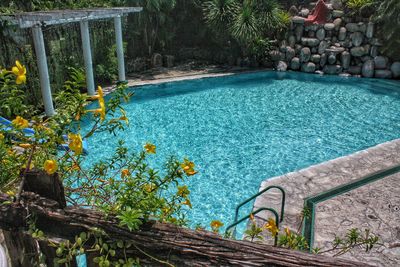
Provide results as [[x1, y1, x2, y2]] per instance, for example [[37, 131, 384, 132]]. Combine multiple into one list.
[[0, 61, 197, 233]]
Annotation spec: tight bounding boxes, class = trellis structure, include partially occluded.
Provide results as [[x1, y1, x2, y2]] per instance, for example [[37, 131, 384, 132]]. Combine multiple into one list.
[[1, 7, 142, 116]]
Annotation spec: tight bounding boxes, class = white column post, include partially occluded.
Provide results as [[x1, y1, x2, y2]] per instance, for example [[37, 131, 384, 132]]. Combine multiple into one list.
[[32, 25, 55, 116], [114, 15, 126, 82], [80, 20, 96, 96]]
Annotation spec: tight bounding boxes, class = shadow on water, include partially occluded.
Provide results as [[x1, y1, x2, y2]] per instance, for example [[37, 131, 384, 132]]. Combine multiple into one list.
[[126, 71, 400, 102]]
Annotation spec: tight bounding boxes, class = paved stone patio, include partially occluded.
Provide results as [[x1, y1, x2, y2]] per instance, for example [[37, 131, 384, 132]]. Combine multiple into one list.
[[252, 138, 400, 266]]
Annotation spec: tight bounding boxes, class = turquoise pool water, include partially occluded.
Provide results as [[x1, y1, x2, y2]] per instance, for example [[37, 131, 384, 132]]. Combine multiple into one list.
[[81, 71, 400, 234]]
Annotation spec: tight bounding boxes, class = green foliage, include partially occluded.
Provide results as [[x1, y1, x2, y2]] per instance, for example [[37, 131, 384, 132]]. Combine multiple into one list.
[[244, 219, 264, 242], [345, 0, 374, 9], [95, 44, 121, 84], [202, 0, 289, 57], [128, 0, 177, 56], [0, 67, 33, 119], [278, 229, 309, 251], [374, 0, 400, 60]]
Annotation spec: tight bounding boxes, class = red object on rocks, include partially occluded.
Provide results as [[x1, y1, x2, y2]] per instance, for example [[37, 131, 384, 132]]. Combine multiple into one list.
[[305, 0, 330, 26]]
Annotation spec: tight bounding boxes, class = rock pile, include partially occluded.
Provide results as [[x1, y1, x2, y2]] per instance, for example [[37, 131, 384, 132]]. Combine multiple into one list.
[[270, 3, 400, 79]]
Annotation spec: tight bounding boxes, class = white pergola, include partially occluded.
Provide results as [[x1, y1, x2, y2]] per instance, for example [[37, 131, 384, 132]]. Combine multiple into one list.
[[1, 7, 142, 116]]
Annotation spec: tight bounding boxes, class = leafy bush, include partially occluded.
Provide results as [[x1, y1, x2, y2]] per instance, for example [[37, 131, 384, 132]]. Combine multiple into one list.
[[345, 0, 374, 9], [202, 0, 289, 58]]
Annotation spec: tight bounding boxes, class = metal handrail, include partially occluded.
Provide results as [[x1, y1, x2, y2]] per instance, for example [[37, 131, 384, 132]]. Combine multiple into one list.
[[232, 186, 285, 236], [225, 207, 280, 245]]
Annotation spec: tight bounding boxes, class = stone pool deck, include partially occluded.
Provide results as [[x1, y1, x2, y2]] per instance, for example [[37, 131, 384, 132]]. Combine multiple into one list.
[[252, 138, 400, 266]]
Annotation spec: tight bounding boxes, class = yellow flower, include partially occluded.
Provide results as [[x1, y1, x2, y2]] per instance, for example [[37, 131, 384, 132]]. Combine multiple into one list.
[[144, 143, 156, 154], [119, 109, 129, 124], [0, 133, 4, 140], [44, 159, 58, 175], [6, 190, 15, 197], [121, 169, 130, 178], [249, 213, 255, 221], [12, 116, 29, 129], [284, 227, 291, 236], [18, 143, 32, 149], [68, 133, 83, 155], [182, 198, 192, 208], [87, 86, 106, 121], [12, 60, 27, 84], [210, 220, 224, 231], [180, 159, 198, 176], [263, 218, 279, 237], [177, 185, 190, 198], [143, 183, 156, 192]]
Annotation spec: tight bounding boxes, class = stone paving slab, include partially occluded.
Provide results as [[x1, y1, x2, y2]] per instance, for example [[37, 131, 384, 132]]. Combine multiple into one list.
[[314, 172, 400, 266], [252, 138, 400, 265]]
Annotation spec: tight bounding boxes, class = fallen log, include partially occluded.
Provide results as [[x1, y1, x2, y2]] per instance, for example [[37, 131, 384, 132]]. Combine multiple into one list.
[[0, 193, 370, 267]]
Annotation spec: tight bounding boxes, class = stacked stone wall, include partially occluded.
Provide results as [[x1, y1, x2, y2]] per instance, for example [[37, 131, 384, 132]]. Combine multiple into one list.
[[270, 2, 400, 79]]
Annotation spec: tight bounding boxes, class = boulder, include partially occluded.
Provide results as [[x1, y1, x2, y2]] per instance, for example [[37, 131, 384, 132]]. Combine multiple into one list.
[[374, 70, 392, 79], [346, 22, 366, 33], [328, 54, 337, 65], [301, 62, 316, 73], [350, 46, 367, 57], [350, 32, 364, 47], [311, 54, 321, 64], [276, 61, 288, 72], [152, 53, 163, 68], [294, 25, 304, 42], [323, 65, 343, 75], [348, 66, 362, 75], [340, 38, 352, 48], [318, 40, 329, 54], [369, 38, 382, 46], [341, 51, 351, 69], [333, 18, 343, 30], [269, 50, 284, 61], [286, 47, 296, 61], [300, 47, 311, 62], [300, 8, 310, 17], [331, 0, 343, 9], [320, 53, 327, 67], [370, 46, 378, 58], [301, 37, 320, 47], [295, 44, 303, 54], [316, 28, 326, 41], [288, 5, 299, 16], [362, 60, 375, 78], [288, 35, 296, 48], [305, 24, 319, 32], [324, 23, 335, 31], [361, 56, 372, 63], [390, 62, 400, 78], [292, 16, 306, 24], [345, 23, 358, 32], [373, 56, 388, 69], [332, 10, 344, 18], [366, 22, 374, 38], [290, 57, 301, 70], [338, 27, 347, 41]]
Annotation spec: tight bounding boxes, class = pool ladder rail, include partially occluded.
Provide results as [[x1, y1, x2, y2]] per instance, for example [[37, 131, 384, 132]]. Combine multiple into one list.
[[225, 186, 286, 244]]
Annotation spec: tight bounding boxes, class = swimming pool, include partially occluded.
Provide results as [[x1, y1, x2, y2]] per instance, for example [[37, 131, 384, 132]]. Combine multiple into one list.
[[81, 71, 400, 234]]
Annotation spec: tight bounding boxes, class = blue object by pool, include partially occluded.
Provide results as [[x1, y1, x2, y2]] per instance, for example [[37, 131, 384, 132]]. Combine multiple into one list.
[[75, 253, 87, 267], [0, 116, 89, 155], [81, 71, 400, 234]]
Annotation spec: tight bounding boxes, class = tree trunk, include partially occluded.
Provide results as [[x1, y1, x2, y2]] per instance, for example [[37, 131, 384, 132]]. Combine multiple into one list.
[[0, 192, 370, 267]]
